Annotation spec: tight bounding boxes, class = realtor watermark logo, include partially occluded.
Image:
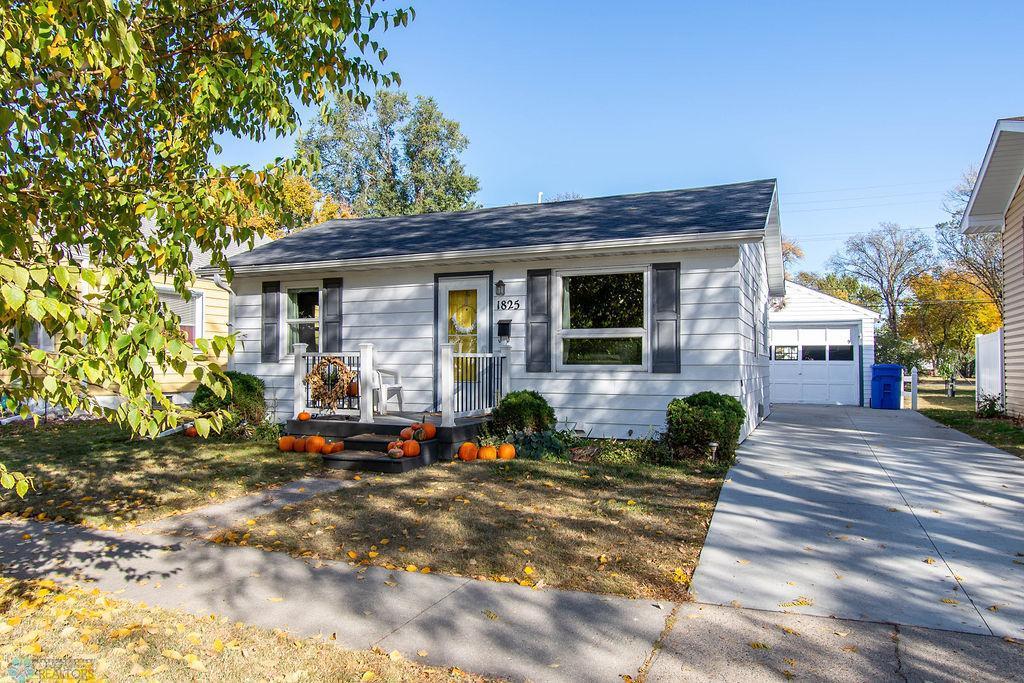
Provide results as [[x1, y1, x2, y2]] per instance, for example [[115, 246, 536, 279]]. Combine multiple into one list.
[[6, 656, 97, 681]]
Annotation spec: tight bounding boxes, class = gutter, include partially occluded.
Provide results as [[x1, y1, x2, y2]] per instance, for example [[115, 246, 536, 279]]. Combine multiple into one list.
[[227, 229, 768, 276]]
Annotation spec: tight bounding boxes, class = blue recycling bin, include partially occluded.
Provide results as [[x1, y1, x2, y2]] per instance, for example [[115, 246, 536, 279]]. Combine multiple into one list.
[[871, 364, 903, 410]]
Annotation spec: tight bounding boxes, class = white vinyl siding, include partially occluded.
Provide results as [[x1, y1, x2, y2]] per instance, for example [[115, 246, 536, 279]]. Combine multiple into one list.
[[231, 246, 766, 440]]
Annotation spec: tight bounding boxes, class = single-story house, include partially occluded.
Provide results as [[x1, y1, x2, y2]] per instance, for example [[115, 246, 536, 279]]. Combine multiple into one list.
[[767, 281, 880, 406], [225, 179, 785, 441], [961, 116, 1024, 415]]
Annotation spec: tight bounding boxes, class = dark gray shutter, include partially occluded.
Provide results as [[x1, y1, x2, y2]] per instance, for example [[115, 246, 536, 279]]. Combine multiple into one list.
[[261, 281, 280, 361], [651, 263, 680, 373], [322, 278, 343, 352], [526, 269, 552, 373]]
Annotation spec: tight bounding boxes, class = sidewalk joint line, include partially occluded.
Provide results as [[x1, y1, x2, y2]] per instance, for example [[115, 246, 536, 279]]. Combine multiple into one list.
[[841, 407, 994, 636], [371, 577, 472, 646]]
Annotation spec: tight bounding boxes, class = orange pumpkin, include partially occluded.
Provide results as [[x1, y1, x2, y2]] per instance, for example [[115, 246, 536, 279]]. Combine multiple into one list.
[[387, 440, 400, 451], [401, 440, 421, 457], [322, 442, 335, 454], [387, 447, 404, 459], [332, 441, 345, 454], [399, 427, 414, 440], [478, 445, 498, 461], [305, 435, 326, 454], [420, 423, 437, 440], [184, 425, 198, 438], [297, 411, 311, 421], [293, 437, 307, 452], [498, 443, 516, 460], [278, 436, 296, 452], [457, 442, 478, 461]]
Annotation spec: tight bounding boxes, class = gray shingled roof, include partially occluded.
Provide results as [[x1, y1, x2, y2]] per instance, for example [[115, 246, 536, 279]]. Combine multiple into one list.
[[230, 178, 777, 268]]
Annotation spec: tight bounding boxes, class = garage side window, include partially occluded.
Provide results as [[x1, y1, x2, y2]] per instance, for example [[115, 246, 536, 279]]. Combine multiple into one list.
[[556, 269, 646, 368], [772, 345, 797, 361], [827, 328, 854, 360]]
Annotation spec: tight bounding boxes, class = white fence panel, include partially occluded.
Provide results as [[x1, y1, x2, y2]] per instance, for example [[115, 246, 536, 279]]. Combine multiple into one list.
[[975, 328, 1004, 410]]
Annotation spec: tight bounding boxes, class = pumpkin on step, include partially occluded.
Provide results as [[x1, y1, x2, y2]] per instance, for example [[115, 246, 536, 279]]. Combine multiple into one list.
[[478, 445, 497, 461], [419, 423, 437, 440], [387, 447, 404, 459], [498, 443, 516, 460], [293, 437, 307, 452], [401, 440, 421, 457], [278, 436, 296, 452], [305, 435, 326, 454], [297, 411, 311, 421], [457, 442, 478, 461], [399, 426, 414, 440]]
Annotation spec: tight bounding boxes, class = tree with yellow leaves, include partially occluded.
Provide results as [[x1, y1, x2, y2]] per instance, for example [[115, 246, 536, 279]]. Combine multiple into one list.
[[899, 269, 1001, 374]]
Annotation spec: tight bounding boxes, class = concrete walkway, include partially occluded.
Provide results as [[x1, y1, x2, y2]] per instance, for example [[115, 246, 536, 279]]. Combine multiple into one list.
[[2, 518, 1020, 681], [136, 476, 352, 536], [692, 404, 1024, 638]]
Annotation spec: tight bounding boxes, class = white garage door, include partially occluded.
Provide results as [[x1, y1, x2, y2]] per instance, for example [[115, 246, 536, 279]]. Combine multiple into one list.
[[770, 326, 859, 405]]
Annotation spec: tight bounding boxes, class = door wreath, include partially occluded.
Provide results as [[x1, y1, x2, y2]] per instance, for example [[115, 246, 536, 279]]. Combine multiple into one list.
[[304, 357, 357, 412]]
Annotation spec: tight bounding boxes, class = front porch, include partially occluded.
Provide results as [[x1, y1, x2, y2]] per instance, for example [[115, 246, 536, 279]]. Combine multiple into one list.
[[284, 342, 508, 472]]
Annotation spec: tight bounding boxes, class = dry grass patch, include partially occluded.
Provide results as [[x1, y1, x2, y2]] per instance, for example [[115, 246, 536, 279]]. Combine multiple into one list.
[[0, 420, 323, 529], [0, 576, 490, 682], [214, 458, 724, 600]]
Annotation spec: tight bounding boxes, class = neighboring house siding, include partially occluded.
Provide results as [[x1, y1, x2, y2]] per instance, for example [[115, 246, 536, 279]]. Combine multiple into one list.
[[232, 247, 763, 440], [1003, 177, 1024, 416], [150, 276, 231, 397], [736, 242, 770, 436], [769, 282, 878, 406]]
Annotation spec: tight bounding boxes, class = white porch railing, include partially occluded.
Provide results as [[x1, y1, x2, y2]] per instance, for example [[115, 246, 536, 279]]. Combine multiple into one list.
[[439, 343, 511, 427], [293, 341, 510, 427]]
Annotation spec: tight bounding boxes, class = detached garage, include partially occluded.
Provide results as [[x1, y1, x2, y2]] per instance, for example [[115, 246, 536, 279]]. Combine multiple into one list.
[[768, 282, 879, 406]]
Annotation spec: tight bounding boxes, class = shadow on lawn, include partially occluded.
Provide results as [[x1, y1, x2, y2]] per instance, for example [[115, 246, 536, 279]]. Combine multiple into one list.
[[0, 420, 319, 526]]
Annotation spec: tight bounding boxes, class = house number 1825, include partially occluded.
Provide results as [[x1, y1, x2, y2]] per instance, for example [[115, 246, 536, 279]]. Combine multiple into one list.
[[496, 298, 521, 311]]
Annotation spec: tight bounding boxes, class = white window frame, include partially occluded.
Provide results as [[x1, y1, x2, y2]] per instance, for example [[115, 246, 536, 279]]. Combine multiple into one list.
[[552, 265, 650, 372], [281, 281, 323, 358], [155, 285, 204, 345]]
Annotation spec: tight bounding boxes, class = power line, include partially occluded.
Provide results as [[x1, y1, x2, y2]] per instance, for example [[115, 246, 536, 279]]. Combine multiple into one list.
[[782, 190, 944, 206], [782, 179, 958, 196], [787, 199, 940, 214]]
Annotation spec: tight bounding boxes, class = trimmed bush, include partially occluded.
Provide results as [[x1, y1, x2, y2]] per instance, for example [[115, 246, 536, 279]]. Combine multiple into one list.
[[489, 390, 556, 436], [192, 371, 267, 434], [664, 391, 746, 461]]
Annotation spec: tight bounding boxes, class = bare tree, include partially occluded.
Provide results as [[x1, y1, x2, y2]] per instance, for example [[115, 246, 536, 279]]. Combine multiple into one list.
[[829, 222, 934, 331], [934, 168, 1003, 317]]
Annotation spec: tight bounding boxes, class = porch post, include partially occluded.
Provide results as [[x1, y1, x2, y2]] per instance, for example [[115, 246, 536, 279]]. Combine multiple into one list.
[[359, 342, 374, 424], [292, 343, 308, 417], [440, 343, 455, 428], [498, 342, 512, 400]]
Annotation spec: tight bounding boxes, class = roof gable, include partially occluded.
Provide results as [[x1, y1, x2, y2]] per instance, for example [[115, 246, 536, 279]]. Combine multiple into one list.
[[778, 281, 881, 320], [230, 179, 780, 272], [962, 117, 1024, 234]]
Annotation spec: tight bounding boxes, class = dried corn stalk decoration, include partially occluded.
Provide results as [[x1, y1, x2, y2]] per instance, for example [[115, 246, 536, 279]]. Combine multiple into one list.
[[304, 358, 357, 412]]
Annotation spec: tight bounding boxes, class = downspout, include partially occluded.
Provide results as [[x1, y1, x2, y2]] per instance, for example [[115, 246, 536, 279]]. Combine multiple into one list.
[[213, 273, 236, 371]]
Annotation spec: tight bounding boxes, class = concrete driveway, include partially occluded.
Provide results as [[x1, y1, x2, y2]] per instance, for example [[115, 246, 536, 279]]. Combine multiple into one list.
[[691, 404, 1024, 638]]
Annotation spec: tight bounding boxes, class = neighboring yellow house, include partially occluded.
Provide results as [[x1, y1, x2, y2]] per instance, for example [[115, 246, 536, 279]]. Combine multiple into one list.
[[27, 235, 270, 410]]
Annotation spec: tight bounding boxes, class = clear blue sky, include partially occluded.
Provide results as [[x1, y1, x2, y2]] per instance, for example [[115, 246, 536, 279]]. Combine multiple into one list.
[[214, 0, 1023, 272]]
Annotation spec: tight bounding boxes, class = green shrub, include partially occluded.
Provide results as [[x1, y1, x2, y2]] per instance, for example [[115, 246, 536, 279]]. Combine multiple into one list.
[[664, 392, 746, 461], [512, 429, 574, 461], [489, 390, 556, 436], [586, 436, 673, 469], [192, 371, 267, 436], [977, 394, 1005, 419]]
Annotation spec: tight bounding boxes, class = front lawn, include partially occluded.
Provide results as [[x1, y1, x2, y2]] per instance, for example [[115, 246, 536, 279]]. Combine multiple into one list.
[[0, 420, 323, 529], [916, 376, 1024, 460], [0, 576, 487, 682], [211, 457, 724, 601]]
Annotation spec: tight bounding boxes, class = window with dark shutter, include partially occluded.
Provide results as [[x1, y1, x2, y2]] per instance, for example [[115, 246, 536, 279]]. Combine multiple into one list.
[[322, 278, 343, 352], [651, 262, 681, 373], [525, 269, 552, 372], [261, 281, 280, 361]]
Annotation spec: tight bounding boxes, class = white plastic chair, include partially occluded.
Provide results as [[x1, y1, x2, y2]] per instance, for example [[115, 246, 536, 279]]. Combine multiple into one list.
[[375, 366, 404, 415]]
